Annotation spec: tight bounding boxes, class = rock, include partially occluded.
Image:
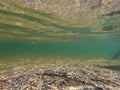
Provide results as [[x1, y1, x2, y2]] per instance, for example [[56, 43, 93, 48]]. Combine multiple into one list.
[[103, 26, 120, 31]]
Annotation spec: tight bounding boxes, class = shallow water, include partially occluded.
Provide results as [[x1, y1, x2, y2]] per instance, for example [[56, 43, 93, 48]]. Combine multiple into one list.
[[0, 0, 120, 68]]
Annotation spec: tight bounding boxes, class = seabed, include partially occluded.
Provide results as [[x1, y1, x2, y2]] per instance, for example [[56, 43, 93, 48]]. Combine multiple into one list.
[[0, 57, 120, 90]]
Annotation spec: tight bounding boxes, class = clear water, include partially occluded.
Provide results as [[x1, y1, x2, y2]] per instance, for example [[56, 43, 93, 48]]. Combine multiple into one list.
[[0, 0, 120, 68]]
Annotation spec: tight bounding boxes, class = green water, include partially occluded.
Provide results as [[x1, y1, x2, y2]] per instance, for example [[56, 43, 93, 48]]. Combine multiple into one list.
[[0, 39, 119, 59], [0, 0, 120, 65]]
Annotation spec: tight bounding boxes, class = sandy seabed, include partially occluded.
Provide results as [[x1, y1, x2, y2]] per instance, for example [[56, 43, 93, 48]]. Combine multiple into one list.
[[0, 58, 120, 90]]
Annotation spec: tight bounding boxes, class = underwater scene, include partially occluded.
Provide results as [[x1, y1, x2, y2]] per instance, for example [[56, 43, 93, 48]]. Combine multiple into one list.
[[0, 0, 120, 90]]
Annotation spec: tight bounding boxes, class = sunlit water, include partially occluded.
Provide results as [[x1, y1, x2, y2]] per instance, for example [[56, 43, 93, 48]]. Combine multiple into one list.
[[0, 0, 120, 70]]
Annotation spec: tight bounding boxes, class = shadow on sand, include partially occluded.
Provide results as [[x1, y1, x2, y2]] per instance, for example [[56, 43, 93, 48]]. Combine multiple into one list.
[[99, 50, 120, 71], [99, 65, 120, 71]]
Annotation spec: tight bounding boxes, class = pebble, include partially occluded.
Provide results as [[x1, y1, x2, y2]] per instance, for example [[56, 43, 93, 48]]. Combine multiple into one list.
[[0, 64, 119, 90]]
